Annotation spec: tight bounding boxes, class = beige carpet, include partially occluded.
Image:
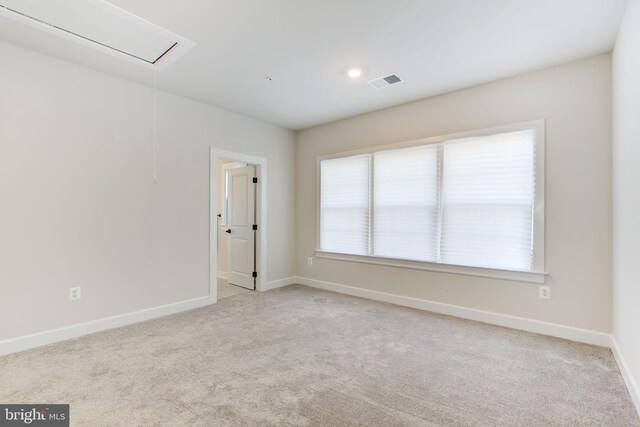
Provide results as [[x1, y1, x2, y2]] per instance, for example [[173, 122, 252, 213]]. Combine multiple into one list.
[[1, 285, 638, 426]]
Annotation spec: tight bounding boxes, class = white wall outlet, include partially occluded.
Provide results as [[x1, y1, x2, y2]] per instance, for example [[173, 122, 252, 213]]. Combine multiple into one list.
[[69, 286, 81, 301], [307, 257, 313, 265], [539, 285, 551, 299]]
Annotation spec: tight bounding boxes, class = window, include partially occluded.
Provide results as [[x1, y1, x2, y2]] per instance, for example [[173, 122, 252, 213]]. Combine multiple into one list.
[[440, 130, 536, 271], [319, 155, 370, 255], [373, 145, 440, 262], [317, 121, 544, 279]]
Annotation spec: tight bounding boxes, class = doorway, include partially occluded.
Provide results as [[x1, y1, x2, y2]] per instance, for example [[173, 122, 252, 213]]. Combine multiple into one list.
[[210, 149, 267, 302]]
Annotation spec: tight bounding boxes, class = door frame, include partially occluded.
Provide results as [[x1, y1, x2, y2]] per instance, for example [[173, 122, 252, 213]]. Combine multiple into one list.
[[210, 148, 267, 302]]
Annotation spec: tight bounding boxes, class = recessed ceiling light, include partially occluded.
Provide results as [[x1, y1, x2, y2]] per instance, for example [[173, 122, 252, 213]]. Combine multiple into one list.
[[348, 68, 362, 79]]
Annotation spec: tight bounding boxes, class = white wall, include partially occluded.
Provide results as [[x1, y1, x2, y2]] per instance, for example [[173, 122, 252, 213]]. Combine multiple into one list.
[[613, 0, 640, 406], [296, 54, 612, 333], [0, 41, 296, 340]]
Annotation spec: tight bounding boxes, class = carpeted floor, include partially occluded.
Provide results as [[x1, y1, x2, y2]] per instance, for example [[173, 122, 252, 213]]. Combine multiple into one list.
[[1, 285, 638, 426]]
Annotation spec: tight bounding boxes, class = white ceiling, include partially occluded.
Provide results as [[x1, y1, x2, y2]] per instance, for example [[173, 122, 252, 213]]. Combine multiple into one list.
[[0, 0, 628, 130]]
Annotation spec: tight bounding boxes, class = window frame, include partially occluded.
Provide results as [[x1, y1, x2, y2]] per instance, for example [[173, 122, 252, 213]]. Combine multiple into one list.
[[315, 120, 546, 284]]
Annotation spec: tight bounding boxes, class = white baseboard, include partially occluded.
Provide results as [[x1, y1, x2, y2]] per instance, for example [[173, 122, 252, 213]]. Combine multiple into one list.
[[0, 295, 214, 357], [217, 271, 228, 281], [611, 337, 640, 417], [261, 276, 296, 292], [295, 277, 612, 347]]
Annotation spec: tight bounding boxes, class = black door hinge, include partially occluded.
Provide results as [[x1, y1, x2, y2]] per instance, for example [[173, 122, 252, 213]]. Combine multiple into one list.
[[252, 271, 258, 278], [252, 224, 258, 230], [252, 177, 258, 183]]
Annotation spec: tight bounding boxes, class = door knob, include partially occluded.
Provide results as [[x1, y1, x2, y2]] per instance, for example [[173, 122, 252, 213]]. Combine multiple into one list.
[[225, 229, 232, 234]]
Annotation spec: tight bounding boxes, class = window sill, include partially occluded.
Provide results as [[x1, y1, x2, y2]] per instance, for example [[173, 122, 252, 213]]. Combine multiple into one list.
[[314, 251, 547, 284]]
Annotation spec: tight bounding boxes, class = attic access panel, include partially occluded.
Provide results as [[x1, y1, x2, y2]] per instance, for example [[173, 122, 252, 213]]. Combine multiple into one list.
[[0, 0, 194, 70]]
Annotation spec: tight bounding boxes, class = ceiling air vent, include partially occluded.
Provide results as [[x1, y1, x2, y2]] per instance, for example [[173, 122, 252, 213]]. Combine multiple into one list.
[[0, 0, 195, 71], [368, 74, 403, 89]]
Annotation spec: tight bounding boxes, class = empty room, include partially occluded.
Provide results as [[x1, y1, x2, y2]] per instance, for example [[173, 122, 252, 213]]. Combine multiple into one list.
[[1, 0, 639, 425]]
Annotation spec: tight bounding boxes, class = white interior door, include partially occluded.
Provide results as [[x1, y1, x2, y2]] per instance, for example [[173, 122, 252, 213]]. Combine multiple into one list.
[[226, 165, 256, 289]]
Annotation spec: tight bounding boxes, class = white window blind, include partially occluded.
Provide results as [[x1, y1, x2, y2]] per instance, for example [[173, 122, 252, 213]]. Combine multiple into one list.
[[440, 130, 536, 271], [318, 123, 541, 275], [373, 145, 440, 262], [319, 154, 370, 255]]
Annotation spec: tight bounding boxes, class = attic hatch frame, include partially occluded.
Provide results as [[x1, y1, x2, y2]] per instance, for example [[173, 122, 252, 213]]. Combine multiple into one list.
[[0, 0, 195, 71]]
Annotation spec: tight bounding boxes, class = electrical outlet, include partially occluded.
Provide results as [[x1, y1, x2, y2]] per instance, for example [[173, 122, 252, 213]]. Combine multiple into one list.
[[69, 287, 81, 301], [539, 285, 551, 299], [307, 257, 313, 265]]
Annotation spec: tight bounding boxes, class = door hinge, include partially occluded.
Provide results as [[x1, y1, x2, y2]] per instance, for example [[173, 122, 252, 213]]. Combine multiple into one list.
[[252, 177, 258, 183], [252, 224, 258, 230], [252, 271, 257, 278]]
